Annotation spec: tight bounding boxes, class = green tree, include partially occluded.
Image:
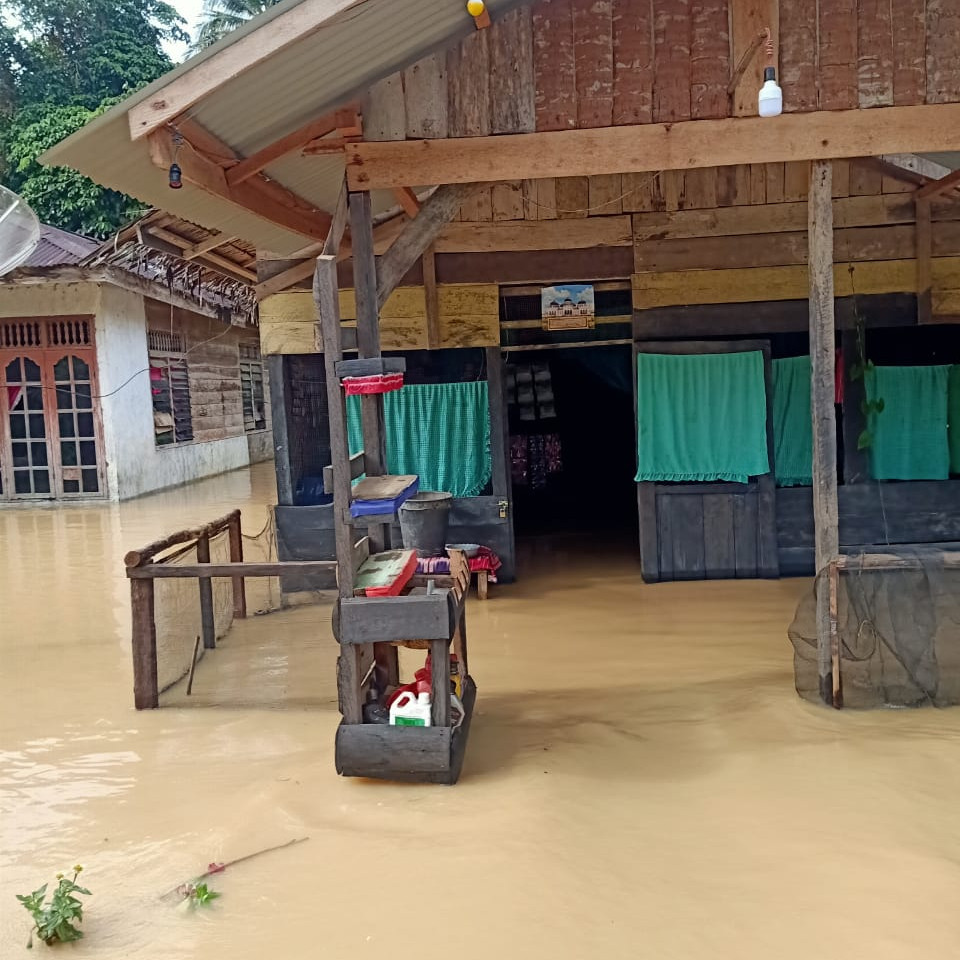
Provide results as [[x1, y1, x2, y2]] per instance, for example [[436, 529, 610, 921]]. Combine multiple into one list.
[[192, 0, 278, 52], [0, 0, 186, 237]]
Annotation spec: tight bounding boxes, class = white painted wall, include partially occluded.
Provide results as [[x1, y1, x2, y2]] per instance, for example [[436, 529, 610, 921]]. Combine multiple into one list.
[[95, 285, 269, 500]]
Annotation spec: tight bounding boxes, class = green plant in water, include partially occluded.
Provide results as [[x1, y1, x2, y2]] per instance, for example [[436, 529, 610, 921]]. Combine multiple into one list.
[[847, 281, 884, 451], [16, 866, 91, 948], [177, 880, 222, 907]]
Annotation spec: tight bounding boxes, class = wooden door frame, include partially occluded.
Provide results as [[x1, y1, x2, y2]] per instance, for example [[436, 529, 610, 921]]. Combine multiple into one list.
[[632, 335, 778, 581]]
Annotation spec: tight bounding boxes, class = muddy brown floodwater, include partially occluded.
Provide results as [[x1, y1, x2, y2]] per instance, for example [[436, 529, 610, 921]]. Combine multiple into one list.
[[3, 461, 960, 958]]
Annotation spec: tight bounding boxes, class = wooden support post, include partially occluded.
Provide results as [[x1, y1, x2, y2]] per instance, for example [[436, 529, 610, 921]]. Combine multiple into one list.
[[916, 196, 933, 324], [349, 190, 389, 555], [314, 254, 354, 598], [808, 159, 841, 707], [828, 559, 842, 708], [316, 252, 362, 724], [431, 639, 452, 727], [130, 578, 159, 709], [228, 513, 247, 619], [196, 532, 216, 649]]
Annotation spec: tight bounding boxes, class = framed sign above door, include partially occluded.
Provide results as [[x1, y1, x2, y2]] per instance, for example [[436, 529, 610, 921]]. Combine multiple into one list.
[[541, 284, 595, 331]]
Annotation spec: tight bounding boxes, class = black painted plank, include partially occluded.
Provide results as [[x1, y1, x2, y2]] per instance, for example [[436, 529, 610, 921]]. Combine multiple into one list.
[[703, 495, 736, 578], [838, 480, 960, 545], [638, 484, 659, 582], [656, 491, 673, 580], [334, 357, 406, 377], [670, 494, 706, 580], [266, 354, 294, 506], [733, 493, 759, 578], [339, 591, 456, 644]]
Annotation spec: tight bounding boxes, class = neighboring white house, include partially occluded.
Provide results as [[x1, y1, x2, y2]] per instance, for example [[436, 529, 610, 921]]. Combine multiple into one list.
[[0, 223, 271, 501]]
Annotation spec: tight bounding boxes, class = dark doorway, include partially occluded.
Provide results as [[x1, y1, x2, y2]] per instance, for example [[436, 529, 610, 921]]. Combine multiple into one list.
[[508, 345, 636, 541]]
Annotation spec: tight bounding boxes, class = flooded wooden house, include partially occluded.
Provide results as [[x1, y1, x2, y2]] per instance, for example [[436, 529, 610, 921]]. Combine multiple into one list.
[[42, 0, 960, 768], [0, 218, 269, 500]]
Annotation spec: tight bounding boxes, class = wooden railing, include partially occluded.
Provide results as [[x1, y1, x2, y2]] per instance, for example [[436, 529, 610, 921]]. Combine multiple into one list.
[[124, 509, 337, 709]]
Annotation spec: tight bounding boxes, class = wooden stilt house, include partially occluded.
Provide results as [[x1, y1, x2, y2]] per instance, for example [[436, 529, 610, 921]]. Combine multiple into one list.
[[44, 0, 960, 768]]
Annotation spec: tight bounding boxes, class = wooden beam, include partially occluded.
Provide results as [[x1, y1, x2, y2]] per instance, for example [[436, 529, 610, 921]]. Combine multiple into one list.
[[145, 224, 257, 280], [808, 159, 840, 708], [376, 183, 478, 307], [148, 126, 330, 242], [394, 187, 422, 218], [128, 0, 365, 139], [915, 166, 960, 200], [916, 196, 933, 323], [323, 180, 349, 257], [346, 103, 960, 191], [183, 231, 237, 259], [226, 108, 350, 185], [301, 136, 363, 155]]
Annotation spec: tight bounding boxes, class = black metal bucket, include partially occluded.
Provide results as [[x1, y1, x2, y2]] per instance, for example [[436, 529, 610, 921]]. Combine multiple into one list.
[[399, 491, 453, 558]]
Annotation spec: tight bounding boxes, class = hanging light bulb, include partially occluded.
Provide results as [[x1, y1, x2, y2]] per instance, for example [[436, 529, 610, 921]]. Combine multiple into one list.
[[466, 0, 485, 16], [758, 66, 783, 117], [168, 130, 184, 189]]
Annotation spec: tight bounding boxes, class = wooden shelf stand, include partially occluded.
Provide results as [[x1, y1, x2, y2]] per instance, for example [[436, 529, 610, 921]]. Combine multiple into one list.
[[315, 193, 477, 783]]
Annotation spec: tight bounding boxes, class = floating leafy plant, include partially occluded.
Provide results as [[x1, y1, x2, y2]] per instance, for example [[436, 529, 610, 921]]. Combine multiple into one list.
[[17, 866, 90, 948]]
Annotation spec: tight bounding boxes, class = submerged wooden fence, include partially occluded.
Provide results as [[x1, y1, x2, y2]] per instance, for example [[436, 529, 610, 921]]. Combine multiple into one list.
[[124, 509, 337, 709]]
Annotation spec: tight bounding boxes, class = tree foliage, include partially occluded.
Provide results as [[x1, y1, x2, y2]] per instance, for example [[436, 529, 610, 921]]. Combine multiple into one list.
[[192, 0, 278, 53], [0, 0, 187, 237]]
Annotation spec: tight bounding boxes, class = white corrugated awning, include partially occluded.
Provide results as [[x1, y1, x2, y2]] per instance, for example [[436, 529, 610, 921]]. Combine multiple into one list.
[[42, 0, 524, 256]]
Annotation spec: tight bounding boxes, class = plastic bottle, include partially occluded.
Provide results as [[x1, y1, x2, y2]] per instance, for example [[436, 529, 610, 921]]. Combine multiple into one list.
[[389, 690, 432, 727]]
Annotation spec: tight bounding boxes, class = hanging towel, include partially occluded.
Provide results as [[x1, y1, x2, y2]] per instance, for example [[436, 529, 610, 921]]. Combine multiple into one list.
[[866, 365, 950, 480], [348, 381, 491, 497], [948, 365, 960, 475], [635, 351, 770, 484], [772, 355, 813, 486]]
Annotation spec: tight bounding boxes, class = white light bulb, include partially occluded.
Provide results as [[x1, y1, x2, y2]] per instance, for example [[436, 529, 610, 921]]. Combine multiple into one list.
[[758, 66, 783, 118]]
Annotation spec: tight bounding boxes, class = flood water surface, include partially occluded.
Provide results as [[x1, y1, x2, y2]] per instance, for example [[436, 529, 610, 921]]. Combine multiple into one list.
[[3, 463, 960, 958]]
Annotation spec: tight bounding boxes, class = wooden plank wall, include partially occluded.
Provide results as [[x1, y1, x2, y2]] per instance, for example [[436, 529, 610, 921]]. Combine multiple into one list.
[[365, 0, 960, 143]]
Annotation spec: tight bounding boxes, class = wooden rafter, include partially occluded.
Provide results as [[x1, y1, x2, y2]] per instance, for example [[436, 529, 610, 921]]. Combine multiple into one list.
[[916, 167, 960, 201], [128, 0, 365, 139], [148, 123, 330, 242], [183, 232, 237, 259], [393, 187, 421, 218], [345, 103, 960, 191], [376, 183, 478, 307], [145, 224, 256, 281], [226, 106, 356, 186]]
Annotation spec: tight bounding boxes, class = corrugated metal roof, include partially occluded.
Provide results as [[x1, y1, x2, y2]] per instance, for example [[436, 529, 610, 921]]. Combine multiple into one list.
[[25, 225, 99, 267], [41, 0, 525, 257]]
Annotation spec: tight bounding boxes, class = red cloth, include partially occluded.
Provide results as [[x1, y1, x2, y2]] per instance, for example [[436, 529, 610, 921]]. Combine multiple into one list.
[[416, 548, 502, 584]]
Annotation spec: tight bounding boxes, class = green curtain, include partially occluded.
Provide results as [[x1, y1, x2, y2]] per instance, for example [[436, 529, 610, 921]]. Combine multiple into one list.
[[949, 366, 960, 475], [347, 381, 491, 497], [865, 365, 951, 480], [772, 355, 812, 487], [635, 351, 770, 483]]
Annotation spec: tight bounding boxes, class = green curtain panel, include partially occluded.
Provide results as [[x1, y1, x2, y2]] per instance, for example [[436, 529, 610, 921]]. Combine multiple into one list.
[[772, 355, 813, 487], [347, 381, 491, 497], [865, 365, 951, 481], [635, 351, 770, 484], [949, 366, 960, 475]]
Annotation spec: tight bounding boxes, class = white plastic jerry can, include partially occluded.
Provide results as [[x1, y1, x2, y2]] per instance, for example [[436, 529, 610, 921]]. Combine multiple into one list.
[[389, 691, 432, 727]]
